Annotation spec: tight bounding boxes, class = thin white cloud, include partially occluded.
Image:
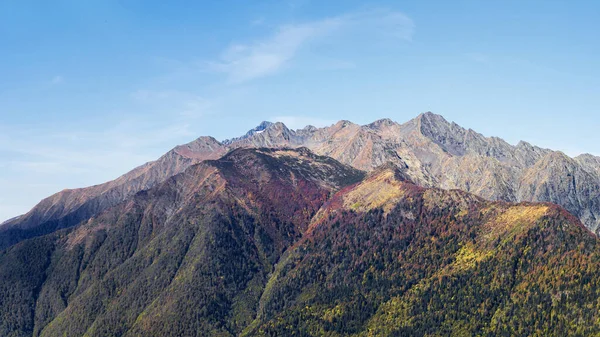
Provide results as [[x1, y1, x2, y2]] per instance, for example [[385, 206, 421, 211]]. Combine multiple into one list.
[[209, 9, 414, 83], [272, 115, 336, 130], [0, 118, 196, 222], [209, 18, 342, 83], [0, 118, 195, 176]]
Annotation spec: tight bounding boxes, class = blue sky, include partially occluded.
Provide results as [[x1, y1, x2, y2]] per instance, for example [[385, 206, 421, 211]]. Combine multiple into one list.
[[1, 0, 599, 221]]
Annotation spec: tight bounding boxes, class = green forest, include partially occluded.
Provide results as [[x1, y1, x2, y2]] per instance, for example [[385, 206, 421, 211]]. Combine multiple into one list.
[[2, 149, 600, 337]]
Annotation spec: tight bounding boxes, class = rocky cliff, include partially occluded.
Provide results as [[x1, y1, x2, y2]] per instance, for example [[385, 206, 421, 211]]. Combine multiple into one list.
[[4, 112, 600, 250]]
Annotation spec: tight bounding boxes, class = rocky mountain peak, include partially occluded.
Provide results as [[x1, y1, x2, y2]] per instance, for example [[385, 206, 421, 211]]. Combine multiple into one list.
[[366, 118, 396, 129], [415, 111, 458, 131], [224, 121, 298, 148], [414, 112, 470, 156], [3, 128, 600, 337], [417, 111, 447, 122], [6, 112, 600, 251], [576, 153, 600, 162], [301, 125, 317, 132], [222, 121, 275, 145], [256, 120, 274, 130], [269, 121, 288, 131], [333, 120, 357, 129], [174, 136, 224, 159]]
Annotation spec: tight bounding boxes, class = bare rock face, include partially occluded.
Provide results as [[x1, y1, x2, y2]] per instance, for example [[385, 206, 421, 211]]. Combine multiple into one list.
[[4, 111, 600, 249], [221, 112, 600, 233], [518, 152, 600, 230]]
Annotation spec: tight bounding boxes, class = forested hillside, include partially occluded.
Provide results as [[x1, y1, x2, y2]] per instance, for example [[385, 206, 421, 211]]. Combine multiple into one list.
[[1, 148, 600, 337]]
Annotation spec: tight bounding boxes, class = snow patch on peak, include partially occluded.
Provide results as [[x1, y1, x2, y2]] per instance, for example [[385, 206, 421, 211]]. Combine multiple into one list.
[[222, 121, 274, 144]]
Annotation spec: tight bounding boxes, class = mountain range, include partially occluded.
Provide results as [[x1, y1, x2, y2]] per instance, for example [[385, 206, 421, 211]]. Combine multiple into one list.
[[3, 112, 600, 251], [2, 145, 600, 336], [3, 113, 600, 336]]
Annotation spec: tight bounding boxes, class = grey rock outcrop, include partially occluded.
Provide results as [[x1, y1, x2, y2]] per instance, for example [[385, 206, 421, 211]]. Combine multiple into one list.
[[3, 111, 600, 249]]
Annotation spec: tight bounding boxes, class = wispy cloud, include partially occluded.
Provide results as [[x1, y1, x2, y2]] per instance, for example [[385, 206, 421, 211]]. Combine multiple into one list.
[[0, 118, 194, 177], [272, 115, 336, 130], [208, 9, 414, 83], [51, 119, 194, 152], [0, 118, 198, 222], [208, 18, 342, 83]]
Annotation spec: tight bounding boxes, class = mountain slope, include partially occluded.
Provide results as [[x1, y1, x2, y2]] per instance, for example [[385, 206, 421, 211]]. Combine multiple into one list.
[[3, 151, 600, 337], [4, 112, 600, 251], [245, 166, 600, 336], [0, 136, 228, 249], [0, 148, 364, 337], [225, 113, 600, 233]]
